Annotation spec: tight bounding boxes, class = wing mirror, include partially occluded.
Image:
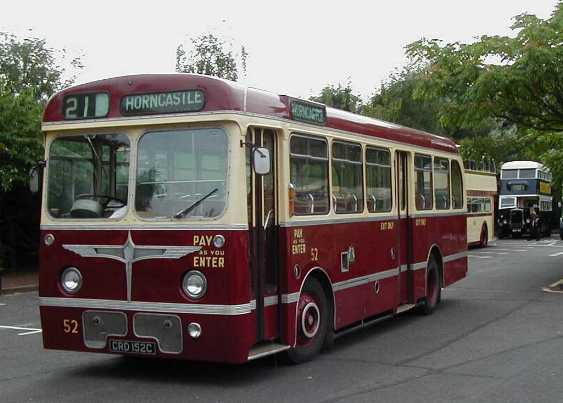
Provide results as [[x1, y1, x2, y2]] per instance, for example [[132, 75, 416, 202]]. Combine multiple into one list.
[[253, 147, 271, 176], [29, 160, 46, 194]]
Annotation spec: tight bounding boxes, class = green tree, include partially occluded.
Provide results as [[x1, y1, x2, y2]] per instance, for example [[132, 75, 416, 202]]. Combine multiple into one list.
[[0, 33, 82, 191], [176, 34, 248, 81], [362, 66, 449, 135], [405, 2, 563, 132], [309, 80, 362, 113]]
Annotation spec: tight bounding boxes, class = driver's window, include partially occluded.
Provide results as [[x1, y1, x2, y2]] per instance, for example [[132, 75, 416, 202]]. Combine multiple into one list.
[[47, 134, 130, 219]]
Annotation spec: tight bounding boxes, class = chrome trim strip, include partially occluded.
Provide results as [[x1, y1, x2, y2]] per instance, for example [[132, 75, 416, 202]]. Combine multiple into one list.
[[333, 267, 399, 292], [412, 261, 427, 271], [443, 251, 468, 262], [40, 297, 255, 316], [41, 224, 249, 231], [263, 295, 279, 307], [281, 292, 300, 304]]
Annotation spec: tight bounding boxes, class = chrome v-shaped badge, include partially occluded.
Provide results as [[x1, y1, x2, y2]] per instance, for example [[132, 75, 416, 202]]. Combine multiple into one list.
[[62, 231, 201, 301]]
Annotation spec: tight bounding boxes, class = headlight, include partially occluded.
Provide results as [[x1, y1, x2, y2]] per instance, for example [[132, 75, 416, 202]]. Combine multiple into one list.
[[61, 267, 82, 294], [182, 270, 207, 299]]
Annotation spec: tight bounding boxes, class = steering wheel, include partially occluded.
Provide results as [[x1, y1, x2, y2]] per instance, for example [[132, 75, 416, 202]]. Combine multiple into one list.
[[76, 194, 127, 208]]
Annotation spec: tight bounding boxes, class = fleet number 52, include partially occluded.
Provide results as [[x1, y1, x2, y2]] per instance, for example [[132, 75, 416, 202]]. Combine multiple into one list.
[[63, 319, 79, 334]]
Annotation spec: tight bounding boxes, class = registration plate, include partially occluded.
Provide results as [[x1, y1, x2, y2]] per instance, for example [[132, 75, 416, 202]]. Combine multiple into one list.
[[109, 339, 156, 355]]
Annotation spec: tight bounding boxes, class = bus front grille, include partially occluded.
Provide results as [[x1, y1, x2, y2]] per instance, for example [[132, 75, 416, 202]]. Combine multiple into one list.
[[82, 311, 127, 349], [133, 313, 183, 354]]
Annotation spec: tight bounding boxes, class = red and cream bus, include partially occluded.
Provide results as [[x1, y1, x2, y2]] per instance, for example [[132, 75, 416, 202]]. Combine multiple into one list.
[[35, 74, 467, 364], [464, 160, 497, 247]]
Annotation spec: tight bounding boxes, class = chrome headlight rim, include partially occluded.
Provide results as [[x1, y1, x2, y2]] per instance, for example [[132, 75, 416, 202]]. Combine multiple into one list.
[[60, 267, 83, 294], [182, 270, 207, 300]]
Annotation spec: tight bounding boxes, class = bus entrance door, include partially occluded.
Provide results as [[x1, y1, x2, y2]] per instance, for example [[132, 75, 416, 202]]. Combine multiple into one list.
[[246, 127, 280, 343], [396, 151, 414, 306]]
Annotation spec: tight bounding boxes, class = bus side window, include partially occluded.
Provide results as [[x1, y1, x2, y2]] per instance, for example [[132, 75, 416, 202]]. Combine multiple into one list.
[[366, 147, 392, 213], [332, 141, 364, 214], [434, 157, 450, 210], [289, 135, 329, 216], [414, 154, 433, 210], [451, 160, 464, 209]]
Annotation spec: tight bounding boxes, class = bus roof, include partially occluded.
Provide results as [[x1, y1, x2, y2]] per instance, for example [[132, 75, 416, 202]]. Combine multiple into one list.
[[501, 161, 546, 170], [43, 74, 458, 154]]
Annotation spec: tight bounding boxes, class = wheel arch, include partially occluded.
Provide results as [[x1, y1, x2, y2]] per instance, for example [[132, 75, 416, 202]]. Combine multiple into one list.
[[295, 266, 336, 330]]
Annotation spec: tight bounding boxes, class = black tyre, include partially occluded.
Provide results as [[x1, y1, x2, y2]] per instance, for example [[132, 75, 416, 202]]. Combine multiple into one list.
[[419, 256, 441, 315], [286, 278, 329, 364]]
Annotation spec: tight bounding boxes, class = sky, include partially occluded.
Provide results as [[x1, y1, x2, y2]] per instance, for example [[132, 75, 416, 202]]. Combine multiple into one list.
[[2, 0, 558, 100]]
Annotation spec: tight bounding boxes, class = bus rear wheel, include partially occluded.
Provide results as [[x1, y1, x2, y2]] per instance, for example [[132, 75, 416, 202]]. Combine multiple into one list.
[[420, 256, 441, 315], [286, 278, 329, 364]]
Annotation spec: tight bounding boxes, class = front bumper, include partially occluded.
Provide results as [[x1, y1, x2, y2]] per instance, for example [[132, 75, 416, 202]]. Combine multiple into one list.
[[39, 305, 255, 363]]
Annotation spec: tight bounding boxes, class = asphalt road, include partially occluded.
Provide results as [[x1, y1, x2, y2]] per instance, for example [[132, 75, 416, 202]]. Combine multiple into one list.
[[1, 237, 562, 403]]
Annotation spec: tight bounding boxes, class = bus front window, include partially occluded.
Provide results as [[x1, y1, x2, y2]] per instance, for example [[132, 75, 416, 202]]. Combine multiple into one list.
[[47, 134, 130, 219], [135, 128, 228, 219]]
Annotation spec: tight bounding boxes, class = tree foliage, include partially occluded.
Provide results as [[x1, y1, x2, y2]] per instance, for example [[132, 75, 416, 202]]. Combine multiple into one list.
[[362, 66, 449, 136], [0, 33, 82, 191], [405, 2, 563, 132], [176, 34, 247, 81], [0, 32, 82, 102], [309, 80, 363, 113]]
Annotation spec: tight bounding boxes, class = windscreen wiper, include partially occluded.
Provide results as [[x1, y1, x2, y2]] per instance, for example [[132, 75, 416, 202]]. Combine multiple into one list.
[[173, 188, 218, 219]]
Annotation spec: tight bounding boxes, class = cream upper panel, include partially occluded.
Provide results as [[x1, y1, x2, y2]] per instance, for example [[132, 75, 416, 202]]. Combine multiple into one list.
[[465, 171, 497, 193]]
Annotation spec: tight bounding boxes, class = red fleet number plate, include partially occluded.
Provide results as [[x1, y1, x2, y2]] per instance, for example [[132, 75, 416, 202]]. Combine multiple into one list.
[[109, 339, 156, 355]]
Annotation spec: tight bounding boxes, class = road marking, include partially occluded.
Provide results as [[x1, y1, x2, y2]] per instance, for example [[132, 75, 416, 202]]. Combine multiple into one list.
[[0, 325, 43, 336], [18, 329, 42, 336], [477, 251, 508, 255], [0, 303, 6, 306], [549, 252, 563, 257], [468, 255, 492, 259], [488, 248, 527, 252]]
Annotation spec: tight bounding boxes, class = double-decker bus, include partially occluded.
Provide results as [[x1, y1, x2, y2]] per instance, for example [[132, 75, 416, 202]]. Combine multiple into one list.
[[35, 74, 467, 364], [464, 160, 497, 247], [497, 161, 552, 238]]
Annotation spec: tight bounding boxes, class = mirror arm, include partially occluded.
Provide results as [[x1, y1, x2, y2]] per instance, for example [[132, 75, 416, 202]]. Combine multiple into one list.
[[240, 141, 265, 157]]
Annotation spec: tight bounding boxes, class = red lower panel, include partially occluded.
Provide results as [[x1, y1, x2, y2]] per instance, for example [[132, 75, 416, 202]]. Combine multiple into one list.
[[40, 306, 255, 364], [334, 286, 366, 329], [365, 277, 397, 317], [414, 268, 427, 302]]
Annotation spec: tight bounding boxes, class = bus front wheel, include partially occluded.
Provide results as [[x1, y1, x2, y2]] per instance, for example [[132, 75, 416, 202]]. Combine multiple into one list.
[[286, 278, 329, 364]]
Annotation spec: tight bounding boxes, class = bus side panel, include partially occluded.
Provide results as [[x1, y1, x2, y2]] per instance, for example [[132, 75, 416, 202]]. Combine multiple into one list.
[[397, 217, 409, 305], [411, 214, 467, 301], [281, 219, 399, 340], [363, 218, 400, 318]]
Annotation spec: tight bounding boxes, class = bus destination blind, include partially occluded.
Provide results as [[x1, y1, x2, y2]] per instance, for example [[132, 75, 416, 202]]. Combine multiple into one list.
[[121, 90, 205, 116]]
